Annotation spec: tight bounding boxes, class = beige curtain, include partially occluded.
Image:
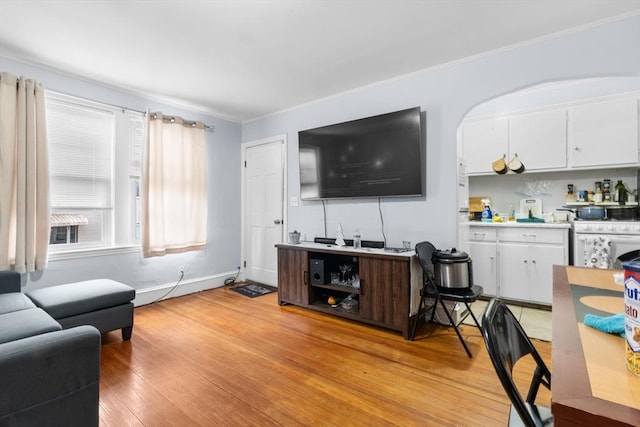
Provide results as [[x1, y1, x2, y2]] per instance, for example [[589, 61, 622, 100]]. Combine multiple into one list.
[[0, 72, 50, 273], [142, 112, 207, 257]]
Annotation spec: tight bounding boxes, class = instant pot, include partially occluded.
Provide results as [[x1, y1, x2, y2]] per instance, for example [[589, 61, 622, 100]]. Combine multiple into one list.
[[432, 248, 473, 289]]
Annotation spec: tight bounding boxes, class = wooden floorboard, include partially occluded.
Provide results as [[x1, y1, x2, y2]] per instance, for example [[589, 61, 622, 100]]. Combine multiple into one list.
[[99, 286, 552, 426]]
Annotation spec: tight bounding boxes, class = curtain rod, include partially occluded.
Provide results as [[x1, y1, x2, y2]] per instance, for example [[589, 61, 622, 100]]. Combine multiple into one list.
[[150, 112, 214, 131], [45, 89, 215, 131]]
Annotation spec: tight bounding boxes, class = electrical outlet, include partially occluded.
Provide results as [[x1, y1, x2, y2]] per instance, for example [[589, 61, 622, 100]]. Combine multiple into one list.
[[179, 265, 185, 274]]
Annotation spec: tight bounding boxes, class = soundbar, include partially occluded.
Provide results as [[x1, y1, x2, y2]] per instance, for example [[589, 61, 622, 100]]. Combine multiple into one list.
[[313, 237, 385, 249]]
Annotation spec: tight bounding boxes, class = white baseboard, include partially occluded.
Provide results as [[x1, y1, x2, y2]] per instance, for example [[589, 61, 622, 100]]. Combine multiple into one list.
[[133, 270, 243, 307]]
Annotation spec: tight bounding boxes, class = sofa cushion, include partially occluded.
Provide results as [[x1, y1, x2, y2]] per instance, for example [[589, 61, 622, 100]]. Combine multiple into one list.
[[26, 279, 135, 319], [0, 308, 62, 344], [0, 293, 36, 315]]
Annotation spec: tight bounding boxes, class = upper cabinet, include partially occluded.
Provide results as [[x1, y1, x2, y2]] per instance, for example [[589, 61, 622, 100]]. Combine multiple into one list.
[[462, 94, 640, 175], [462, 108, 567, 175], [568, 97, 639, 168], [509, 108, 568, 171], [462, 117, 508, 174]]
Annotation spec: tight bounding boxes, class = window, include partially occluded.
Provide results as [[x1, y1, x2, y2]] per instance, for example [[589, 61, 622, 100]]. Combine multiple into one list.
[[46, 93, 144, 253]]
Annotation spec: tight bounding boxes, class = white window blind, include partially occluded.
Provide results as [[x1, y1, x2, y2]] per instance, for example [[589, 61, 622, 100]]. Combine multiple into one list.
[[47, 99, 114, 209]]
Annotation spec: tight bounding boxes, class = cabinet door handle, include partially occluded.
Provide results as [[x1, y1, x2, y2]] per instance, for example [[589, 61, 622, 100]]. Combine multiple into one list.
[[531, 260, 536, 264], [303, 270, 309, 285], [524, 260, 528, 264]]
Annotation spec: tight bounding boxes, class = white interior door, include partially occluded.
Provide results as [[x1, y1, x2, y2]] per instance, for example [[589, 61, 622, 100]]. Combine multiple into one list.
[[243, 138, 285, 286]]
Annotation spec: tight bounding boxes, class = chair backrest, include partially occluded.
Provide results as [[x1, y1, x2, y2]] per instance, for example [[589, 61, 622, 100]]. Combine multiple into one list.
[[481, 298, 552, 427], [414, 241, 437, 285]]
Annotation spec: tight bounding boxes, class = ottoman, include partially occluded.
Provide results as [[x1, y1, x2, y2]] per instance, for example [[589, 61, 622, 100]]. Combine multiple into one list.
[[27, 279, 136, 340]]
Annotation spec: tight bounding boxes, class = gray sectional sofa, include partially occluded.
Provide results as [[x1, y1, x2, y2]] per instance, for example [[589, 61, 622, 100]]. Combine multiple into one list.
[[0, 271, 101, 426]]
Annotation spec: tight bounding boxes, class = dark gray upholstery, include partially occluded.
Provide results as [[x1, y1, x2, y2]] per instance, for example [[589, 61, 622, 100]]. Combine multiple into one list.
[[0, 326, 101, 426], [27, 279, 136, 341], [27, 279, 135, 318], [0, 272, 101, 426], [0, 308, 62, 344], [0, 292, 36, 315], [0, 271, 21, 293]]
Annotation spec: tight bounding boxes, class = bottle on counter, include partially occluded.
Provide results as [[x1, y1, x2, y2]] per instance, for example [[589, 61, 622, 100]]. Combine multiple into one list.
[[565, 184, 576, 204], [481, 203, 493, 222], [615, 180, 627, 205], [594, 181, 603, 203], [353, 229, 361, 249], [508, 204, 515, 221], [603, 179, 612, 202]]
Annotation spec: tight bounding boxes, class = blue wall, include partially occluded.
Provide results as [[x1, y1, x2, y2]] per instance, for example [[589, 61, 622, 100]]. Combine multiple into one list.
[[0, 56, 243, 297], [2, 14, 640, 297], [243, 14, 640, 249]]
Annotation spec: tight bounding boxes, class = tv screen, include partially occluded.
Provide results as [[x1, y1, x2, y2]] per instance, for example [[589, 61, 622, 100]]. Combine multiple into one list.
[[298, 107, 423, 200]]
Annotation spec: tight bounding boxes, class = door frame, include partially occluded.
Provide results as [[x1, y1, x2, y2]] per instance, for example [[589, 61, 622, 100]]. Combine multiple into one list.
[[240, 134, 288, 284]]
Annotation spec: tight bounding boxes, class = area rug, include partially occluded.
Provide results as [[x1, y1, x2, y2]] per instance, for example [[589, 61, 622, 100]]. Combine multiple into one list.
[[231, 283, 276, 298]]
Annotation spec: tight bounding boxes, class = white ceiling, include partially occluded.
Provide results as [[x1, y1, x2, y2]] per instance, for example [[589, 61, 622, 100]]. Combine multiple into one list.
[[1, 1, 639, 123]]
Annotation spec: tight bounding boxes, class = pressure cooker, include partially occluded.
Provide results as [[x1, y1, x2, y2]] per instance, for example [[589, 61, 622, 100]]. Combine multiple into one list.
[[432, 248, 473, 289]]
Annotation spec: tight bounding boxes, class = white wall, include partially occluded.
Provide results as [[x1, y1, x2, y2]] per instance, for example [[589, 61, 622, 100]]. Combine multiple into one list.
[[243, 14, 640, 250], [0, 56, 243, 301]]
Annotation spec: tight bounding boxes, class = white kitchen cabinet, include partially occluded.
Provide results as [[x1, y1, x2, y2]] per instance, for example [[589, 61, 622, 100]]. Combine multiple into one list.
[[462, 117, 508, 174], [508, 108, 567, 171], [568, 97, 639, 168], [499, 242, 564, 304], [466, 227, 497, 296], [498, 227, 568, 305], [468, 241, 497, 296], [463, 225, 569, 305]]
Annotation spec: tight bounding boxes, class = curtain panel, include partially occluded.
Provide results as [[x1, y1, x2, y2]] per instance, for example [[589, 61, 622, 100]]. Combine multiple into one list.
[[142, 112, 207, 257], [0, 72, 50, 272]]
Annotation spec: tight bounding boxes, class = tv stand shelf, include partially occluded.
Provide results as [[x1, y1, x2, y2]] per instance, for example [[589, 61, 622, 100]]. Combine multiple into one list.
[[276, 242, 423, 339]]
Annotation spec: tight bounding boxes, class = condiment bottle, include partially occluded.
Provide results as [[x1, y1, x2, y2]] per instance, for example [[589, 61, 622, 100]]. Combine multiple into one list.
[[565, 184, 576, 204], [594, 182, 603, 203], [615, 180, 626, 205], [603, 179, 612, 202]]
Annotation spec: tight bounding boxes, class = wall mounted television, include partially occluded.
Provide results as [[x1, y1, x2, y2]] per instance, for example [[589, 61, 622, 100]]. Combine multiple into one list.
[[298, 107, 424, 200]]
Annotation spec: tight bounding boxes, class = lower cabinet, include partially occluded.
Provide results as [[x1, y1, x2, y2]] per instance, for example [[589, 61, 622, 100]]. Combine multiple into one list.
[[466, 225, 568, 305], [277, 247, 309, 305], [276, 245, 415, 338], [358, 257, 408, 330], [466, 228, 498, 297]]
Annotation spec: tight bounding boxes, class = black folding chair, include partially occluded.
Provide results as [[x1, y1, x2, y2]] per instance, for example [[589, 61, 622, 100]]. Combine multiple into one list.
[[482, 298, 553, 426], [410, 241, 483, 358]]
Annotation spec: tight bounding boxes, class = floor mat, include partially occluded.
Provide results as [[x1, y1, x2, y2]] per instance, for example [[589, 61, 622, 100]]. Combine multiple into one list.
[[231, 283, 276, 298]]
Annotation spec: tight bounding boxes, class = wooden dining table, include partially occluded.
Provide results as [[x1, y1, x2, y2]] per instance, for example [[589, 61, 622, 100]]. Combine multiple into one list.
[[552, 265, 640, 426]]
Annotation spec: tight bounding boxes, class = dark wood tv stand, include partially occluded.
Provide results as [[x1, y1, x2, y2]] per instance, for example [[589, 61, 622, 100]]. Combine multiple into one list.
[[276, 243, 422, 339]]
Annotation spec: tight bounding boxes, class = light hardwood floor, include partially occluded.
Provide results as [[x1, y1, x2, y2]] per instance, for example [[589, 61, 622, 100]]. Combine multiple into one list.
[[99, 286, 551, 426]]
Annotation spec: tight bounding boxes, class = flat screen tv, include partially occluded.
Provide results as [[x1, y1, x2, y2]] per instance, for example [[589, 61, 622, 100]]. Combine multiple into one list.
[[298, 107, 424, 200]]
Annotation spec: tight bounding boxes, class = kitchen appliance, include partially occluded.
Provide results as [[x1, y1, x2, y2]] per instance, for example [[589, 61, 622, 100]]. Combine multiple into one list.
[[572, 220, 640, 268], [432, 248, 473, 288], [606, 205, 639, 221]]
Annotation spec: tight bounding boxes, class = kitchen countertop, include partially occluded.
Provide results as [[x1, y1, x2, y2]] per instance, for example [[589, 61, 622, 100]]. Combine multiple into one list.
[[465, 221, 571, 229]]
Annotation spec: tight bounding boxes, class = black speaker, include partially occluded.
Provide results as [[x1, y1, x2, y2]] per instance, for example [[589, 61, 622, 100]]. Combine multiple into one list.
[[309, 258, 331, 285]]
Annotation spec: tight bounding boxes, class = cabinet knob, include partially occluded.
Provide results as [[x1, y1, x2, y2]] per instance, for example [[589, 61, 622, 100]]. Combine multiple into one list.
[[573, 146, 580, 151], [524, 260, 528, 264], [531, 260, 536, 264]]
